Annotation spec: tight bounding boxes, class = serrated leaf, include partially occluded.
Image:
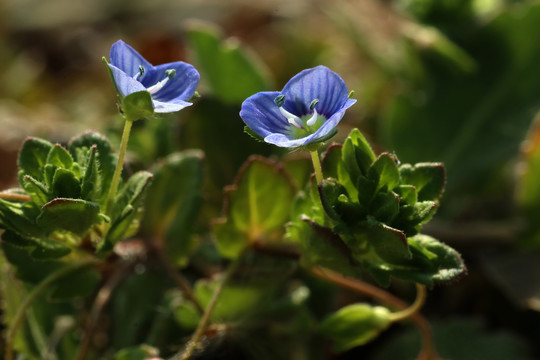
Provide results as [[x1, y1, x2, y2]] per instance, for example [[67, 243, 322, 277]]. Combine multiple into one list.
[[142, 151, 203, 263], [399, 163, 446, 201], [37, 198, 101, 236], [366, 221, 410, 264], [319, 303, 391, 352], [368, 153, 400, 192], [18, 137, 53, 182], [186, 22, 271, 104], [46, 144, 74, 169], [52, 168, 81, 199]]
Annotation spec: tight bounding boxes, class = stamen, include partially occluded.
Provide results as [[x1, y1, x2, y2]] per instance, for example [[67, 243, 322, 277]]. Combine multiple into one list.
[[134, 65, 145, 80], [309, 99, 319, 110], [147, 69, 176, 94], [274, 95, 305, 129], [306, 108, 318, 126]]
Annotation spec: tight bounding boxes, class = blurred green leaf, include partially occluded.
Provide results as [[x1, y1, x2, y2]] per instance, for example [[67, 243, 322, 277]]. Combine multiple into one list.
[[113, 345, 160, 360], [319, 303, 391, 352], [186, 22, 271, 104], [142, 150, 204, 264]]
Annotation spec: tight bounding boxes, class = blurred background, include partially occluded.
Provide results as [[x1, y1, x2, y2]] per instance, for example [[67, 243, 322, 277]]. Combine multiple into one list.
[[1, 0, 540, 358]]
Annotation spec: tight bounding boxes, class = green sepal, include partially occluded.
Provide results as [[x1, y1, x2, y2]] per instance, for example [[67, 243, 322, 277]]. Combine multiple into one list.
[[46, 144, 74, 169], [399, 163, 446, 201], [319, 303, 391, 352], [244, 126, 264, 142], [17, 137, 53, 182], [36, 198, 101, 236], [51, 168, 81, 199], [141, 150, 204, 264], [121, 90, 154, 122], [368, 153, 400, 192]]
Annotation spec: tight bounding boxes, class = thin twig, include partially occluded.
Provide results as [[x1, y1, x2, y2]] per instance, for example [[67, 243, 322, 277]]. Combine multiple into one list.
[[310, 267, 439, 360], [173, 256, 243, 360], [76, 261, 133, 360]]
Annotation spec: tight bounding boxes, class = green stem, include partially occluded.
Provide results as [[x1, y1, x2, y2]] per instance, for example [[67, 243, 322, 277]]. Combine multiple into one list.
[[310, 149, 323, 184], [176, 256, 243, 360], [104, 118, 133, 216], [5, 258, 100, 360], [387, 283, 426, 323]]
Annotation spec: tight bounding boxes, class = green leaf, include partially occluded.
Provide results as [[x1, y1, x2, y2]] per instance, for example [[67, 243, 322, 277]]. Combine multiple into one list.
[[49, 266, 101, 299], [213, 218, 246, 260], [142, 151, 204, 264], [121, 90, 154, 121], [365, 221, 410, 264], [0, 198, 43, 238], [186, 22, 271, 104], [18, 137, 53, 182], [22, 175, 50, 206], [36, 198, 101, 236], [395, 184, 418, 205], [106, 171, 153, 246], [319, 303, 391, 352], [51, 168, 81, 199], [46, 144, 74, 169], [214, 156, 295, 258], [371, 191, 400, 223], [342, 128, 376, 178], [368, 153, 400, 192], [321, 143, 343, 179], [399, 163, 446, 201]]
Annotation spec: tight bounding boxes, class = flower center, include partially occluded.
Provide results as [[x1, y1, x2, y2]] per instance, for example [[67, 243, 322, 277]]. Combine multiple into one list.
[[274, 95, 325, 138], [143, 68, 177, 95]]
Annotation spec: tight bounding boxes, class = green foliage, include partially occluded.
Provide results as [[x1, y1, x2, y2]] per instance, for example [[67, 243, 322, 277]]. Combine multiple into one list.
[[288, 128, 464, 285], [214, 156, 295, 259], [121, 91, 154, 122], [186, 22, 272, 104]]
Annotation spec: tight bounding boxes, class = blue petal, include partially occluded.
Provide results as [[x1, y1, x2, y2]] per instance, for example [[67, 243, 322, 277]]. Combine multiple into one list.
[[107, 64, 147, 97], [240, 91, 290, 138], [149, 62, 200, 102], [153, 98, 192, 113], [281, 65, 349, 118], [110, 40, 153, 78], [309, 98, 356, 141]]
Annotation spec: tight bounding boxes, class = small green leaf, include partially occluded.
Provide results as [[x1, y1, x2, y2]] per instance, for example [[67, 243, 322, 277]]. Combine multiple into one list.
[[368, 153, 400, 192], [80, 144, 98, 199], [399, 163, 446, 201], [366, 221, 410, 264], [371, 191, 400, 223], [18, 137, 53, 182], [321, 143, 343, 179], [46, 144, 74, 169], [52, 168, 81, 199], [395, 184, 417, 205], [213, 218, 246, 259], [121, 90, 154, 122], [319, 303, 391, 352], [0, 198, 43, 238], [342, 129, 376, 177], [22, 175, 49, 206], [36, 198, 101, 236]]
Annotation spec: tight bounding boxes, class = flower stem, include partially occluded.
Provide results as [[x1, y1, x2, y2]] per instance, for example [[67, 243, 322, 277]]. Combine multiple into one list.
[[105, 118, 133, 217], [5, 258, 100, 360], [310, 267, 439, 359], [387, 283, 426, 323], [176, 256, 243, 360], [310, 149, 323, 183]]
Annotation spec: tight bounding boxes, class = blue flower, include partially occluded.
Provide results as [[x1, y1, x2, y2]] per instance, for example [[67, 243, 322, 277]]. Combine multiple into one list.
[[240, 66, 356, 148], [105, 40, 200, 113]]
